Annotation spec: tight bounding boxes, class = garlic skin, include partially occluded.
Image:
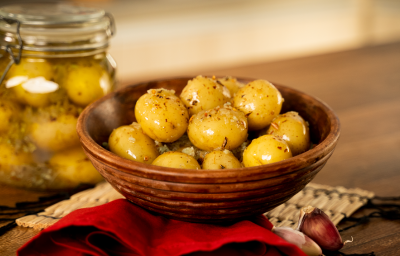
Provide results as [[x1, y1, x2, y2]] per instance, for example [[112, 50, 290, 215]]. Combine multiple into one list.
[[297, 206, 347, 251], [272, 226, 323, 256]]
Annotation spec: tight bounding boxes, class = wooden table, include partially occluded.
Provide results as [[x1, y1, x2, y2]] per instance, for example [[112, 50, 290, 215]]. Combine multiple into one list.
[[1, 42, 400, 255]]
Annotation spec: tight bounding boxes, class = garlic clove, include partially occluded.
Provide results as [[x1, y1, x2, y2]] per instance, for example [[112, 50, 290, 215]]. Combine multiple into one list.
[[297, 206, 351, 251], [272, 226, 323, 256], [5, 76, 28, 88], [22, 77, 59, 94]]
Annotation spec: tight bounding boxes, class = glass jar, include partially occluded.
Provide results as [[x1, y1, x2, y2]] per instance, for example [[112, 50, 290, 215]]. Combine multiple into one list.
[[0, 3, 116, 190]]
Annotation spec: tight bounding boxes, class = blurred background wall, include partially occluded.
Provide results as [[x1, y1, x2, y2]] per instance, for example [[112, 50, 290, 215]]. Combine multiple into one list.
[[2, 0, 400, 84]]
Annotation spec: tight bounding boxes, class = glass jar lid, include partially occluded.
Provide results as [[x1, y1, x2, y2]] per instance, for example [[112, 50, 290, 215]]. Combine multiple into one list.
[[0, 3, 115, 52], [0, 3, 106, 25]]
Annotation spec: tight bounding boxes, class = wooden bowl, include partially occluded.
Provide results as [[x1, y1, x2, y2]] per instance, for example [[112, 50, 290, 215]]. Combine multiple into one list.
[[76, 77, 340, 223]]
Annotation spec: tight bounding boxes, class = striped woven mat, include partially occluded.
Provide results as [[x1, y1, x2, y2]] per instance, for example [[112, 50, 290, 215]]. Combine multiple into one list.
[[16, 182, 374, 230]]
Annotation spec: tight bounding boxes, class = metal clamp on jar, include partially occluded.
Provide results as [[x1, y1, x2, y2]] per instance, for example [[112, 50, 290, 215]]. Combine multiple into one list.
[[0, 3, 116, 190]]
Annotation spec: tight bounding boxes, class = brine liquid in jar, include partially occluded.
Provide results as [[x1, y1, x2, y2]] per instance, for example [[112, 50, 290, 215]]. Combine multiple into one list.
[[0, 3, 116, 190]]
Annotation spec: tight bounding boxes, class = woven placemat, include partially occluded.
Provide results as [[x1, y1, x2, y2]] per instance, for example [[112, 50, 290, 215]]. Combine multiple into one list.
[[266, 183, 374, 228], [16, 182, 374, 230]]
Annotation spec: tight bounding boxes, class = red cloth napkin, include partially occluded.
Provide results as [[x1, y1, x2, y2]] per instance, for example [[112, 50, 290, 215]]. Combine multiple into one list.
[[18, 199, 306, 256]]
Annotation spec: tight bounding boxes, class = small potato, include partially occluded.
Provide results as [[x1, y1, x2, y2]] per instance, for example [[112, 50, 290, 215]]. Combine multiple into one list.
[[65, 65, 105, 107], [53, 57, 110, 90], [187, 104, 248, 151], [6, 58, 56, 107], [0, 143, 33, 172], [152, 151, 201, 169], [135, 89, 189, 143], [0, 143, 33, 181], [233, 80, 283, 131], [0, 101, 19, 133], [0, 144, 34, 188], [49, 147, 103, 185], [266, 111, 310, 156], [108, 122, 159, 164], [217, 76, 245, 97], [11, 83, 57, 108], [243, 134, 292, 167], [155, 134, 212, 163], [202, 150, 242, 169], [29, 114, 80, 152], [6, 58, 54, 80], [180, 75, 231, 116]]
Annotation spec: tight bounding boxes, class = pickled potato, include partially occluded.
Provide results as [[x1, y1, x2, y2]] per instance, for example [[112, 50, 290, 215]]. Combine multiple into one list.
[[233, 80, 283, 130], [0, 143, 33, 172], [180, 75, 231, 116], [202, 150, 242, 169], [152, 151, 201, 169], [6, 58, 56, 107], [108, 122, 159, 164], [49, 147, 103, 186], [11, 83, 58, 108], [135, 89, 189, 143], [187, 104, 248, 151], [266, 111, 310, 156], [65, 64, 106, 107], [217, 76, 244, 96], [29, 114, 80, 152], [0, 101, 19, 133], [6, 58, 54, 80], [243, 135, 292, 167]]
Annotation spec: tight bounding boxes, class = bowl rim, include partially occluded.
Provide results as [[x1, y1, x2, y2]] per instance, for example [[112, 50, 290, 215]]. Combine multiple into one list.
[[77, 76, 340, 183]]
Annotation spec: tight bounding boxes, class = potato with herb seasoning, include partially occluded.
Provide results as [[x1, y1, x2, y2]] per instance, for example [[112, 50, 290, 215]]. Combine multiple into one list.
[[152, 151, 201, 169], [233, 80, 283, 131], [180, 75, 231, 116], [266, 111, 310, 156], [135, 88, 189, 143], [108, 122, 159, 164], [243, 134, 292, 167], [217, 76, 245, 97], [187, 104, 248, 151], [202, 150, 242, 169]]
